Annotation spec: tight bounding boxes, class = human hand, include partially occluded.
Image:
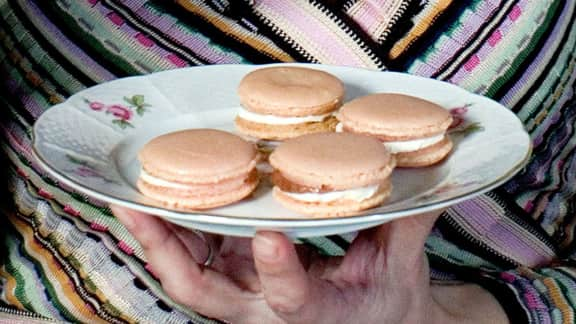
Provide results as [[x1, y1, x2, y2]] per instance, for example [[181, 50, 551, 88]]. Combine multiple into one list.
[[112, 206, 507, 324]]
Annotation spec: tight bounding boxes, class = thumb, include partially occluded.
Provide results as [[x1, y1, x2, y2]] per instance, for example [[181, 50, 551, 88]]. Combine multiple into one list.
[[381, 208, 444, 249], [374, 209, 444, 269], [252, 232, 328, 323], [346, 209, 443, 270]]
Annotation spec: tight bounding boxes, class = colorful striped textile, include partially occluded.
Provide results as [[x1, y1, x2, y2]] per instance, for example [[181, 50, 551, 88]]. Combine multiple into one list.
[[0, 0, 575, 322]]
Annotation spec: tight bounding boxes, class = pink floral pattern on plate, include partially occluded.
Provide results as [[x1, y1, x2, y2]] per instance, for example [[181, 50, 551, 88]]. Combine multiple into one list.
[[65, 154, 118, 184], [448, 104, 484, 135], [84, 94, 151, 129], [410, 104, 485, 203]]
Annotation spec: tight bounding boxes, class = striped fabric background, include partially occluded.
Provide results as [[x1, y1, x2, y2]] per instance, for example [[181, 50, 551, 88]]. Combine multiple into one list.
[[0, 0, 575, 322]]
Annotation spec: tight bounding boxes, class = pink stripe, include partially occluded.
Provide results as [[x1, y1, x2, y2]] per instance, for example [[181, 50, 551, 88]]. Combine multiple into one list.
[[524, 291, 545, 309], [488, 29, 502, 47], [166, 54, 188, 67], [16, 167, 28, 178], [501, 3, 571, 107], [448, 0, 528, 84], [258, 1, 367, 67], [509, 5, 522, 21], [135, 33, 155, 48], [106, 12, 124, 26], [63, 205, 81, 217], [90, 222, 108, 232], [371, 0, 398, 9], [464, 54, 480, 71], [118, 241, 134, 255], [500, 272, 516, 283], [38, 188, 53, 199], [408, 0, 504, 75], [351, 4, 384, 35], [349, 0, 400, 37], [524, 200, 535, 213]]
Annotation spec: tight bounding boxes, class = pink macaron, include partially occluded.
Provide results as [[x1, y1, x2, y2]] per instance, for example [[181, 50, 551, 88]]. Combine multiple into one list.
[[235, 66, 344, 141], [337, 93, 453, 167], [269, 132, 395, 217], [137, 129, 260, 209]]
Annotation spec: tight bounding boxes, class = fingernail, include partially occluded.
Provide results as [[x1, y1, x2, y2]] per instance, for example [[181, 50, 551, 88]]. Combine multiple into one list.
[[254, 233, 279, 261]]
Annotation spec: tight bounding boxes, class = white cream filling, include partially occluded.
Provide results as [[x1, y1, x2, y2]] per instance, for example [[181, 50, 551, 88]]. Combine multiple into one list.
[[335, 122, 344, 132], [139, 169, 198, 189], [335, 123, 444, 153], [282, 184, 380, 203], [238, 107, 332, 125], [257, 139, 282, 150], [384, 134, 445, 153]]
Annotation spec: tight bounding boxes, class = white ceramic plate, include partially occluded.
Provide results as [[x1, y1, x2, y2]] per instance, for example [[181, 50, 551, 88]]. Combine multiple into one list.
[[32, 63, 531, 238]]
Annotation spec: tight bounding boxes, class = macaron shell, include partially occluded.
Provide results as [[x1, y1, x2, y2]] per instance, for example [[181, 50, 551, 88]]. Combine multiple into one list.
[[138, 169, 257, 196], [269, 132, 395, 190], [137, 173, 259, 210], [139, 129, 258, 183], [237, 66, 344, 117], [272, 181, 392, 217], [234, 115, 338, 141], [395, 135, 453, 167], [338, 93, 452, 140], [240, 97, 342, 118]]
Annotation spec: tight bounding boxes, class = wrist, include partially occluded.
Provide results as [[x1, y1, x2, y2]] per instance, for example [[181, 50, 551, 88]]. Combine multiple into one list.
[[429, 282, 509, 324]]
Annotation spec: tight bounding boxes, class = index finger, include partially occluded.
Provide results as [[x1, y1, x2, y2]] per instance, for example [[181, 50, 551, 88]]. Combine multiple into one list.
[[111, 205, 249, 321]]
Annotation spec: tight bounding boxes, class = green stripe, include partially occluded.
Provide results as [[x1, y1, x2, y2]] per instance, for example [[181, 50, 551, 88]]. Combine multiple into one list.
[[5, 216, 79, 322], [7, 168, 217, 323], [3, 2, 85, 95], [542, 269, 576, 322], [3, 142, 116, 219], [66, 1, 182, 71], [0, 29, 65, 105], [533, 279, 566, 322], [4, 236, 38, 314], [9, 188, 124, 322], [0, 97, 33, 136], [414, 0, 508, 68], [301, 237, 346, 256], [145, 1, 254, 64], [442, 0, 486, 39], [520, 55, 576, 130], [43, 1, 141, 76], [101, 0, 205, 66], [484, 0, 563, 98], [520, 43, 576, 124], [425, 236, 501, 270], [2, 143, 147, 264]]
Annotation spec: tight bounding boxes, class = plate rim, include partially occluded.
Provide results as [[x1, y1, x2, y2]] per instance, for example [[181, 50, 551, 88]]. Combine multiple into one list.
[[31, 146, 532, 228], [31, 63, 533, 228]]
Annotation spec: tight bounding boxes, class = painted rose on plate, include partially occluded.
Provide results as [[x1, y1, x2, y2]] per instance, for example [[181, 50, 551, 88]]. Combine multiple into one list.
[[83, 94, 151, 129]]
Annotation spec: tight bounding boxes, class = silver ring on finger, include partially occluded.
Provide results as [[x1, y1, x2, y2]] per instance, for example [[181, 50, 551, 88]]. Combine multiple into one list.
[[192, 229, 215, 267]]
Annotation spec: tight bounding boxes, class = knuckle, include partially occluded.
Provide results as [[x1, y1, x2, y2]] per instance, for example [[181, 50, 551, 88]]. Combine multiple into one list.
[[267, 293, 307, 316]]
